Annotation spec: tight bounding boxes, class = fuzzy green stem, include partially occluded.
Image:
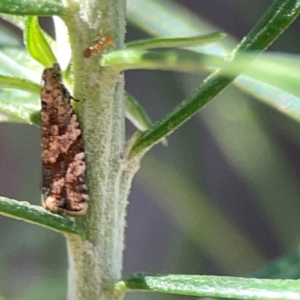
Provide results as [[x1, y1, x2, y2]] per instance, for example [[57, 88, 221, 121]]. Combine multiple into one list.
[[59, 1, 133, 300]]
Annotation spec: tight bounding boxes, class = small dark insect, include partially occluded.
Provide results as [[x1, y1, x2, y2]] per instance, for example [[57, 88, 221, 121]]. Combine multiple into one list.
[[41, 63, 88, 216], [83, 35, 113, 58]]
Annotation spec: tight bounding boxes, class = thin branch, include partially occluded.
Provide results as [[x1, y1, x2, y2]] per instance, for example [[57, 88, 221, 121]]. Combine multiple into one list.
[[128, 0, 300, 158], [0, 197, 83, 235]]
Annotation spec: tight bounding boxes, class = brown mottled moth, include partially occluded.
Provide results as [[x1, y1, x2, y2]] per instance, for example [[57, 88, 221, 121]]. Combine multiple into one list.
[[41, 63, 88, 216]]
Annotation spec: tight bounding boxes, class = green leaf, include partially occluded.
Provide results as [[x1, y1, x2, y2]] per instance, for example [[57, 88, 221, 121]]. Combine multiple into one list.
[[0, 50, 41, 123], [0, 75, 40, 123], [203, 52, 300, 122], [104, 49, 300, 109], [116, 273, 300, 299], [0, 74, 40, 93], [29, 110, 41, 126], [125, 93, 167, 145], [0, 50, 40, 82], [125, 92, 153, 131], [24, 16, 56, 67], [0, 45, 42, 72], [104, 49, 300, 125], [126, 32, 225, 49], [0, 89, 39, 123], [0, 0, 65, 16], [101, 48, 220, 73], [253, 246, 300, 279], [0, 197, 83, 235], [225, 53, 300, 99]]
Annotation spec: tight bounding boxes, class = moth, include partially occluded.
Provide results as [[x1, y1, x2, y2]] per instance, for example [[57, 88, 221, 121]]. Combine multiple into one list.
[[41, 63, 88, 216]]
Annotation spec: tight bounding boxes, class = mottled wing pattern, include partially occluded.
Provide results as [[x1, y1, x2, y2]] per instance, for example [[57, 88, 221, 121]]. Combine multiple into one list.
[[41, 63, 88, 216]]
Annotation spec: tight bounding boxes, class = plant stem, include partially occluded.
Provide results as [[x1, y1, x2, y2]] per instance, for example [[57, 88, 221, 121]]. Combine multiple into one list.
[[60, 1, 134, 300]]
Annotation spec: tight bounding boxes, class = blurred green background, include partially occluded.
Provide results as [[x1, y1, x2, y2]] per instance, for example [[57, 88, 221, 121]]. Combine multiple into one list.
[[2, 0, 300, 299]]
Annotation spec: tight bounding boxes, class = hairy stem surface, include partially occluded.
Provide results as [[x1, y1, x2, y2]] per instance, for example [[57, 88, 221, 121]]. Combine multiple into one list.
[[60, 1, 136, 300]]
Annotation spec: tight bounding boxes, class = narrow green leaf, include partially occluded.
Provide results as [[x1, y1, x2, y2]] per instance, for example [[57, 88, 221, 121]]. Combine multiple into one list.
[[0, 91, 39, 123], [116, 273, 300, 299], [24, 16, 56, 67], [126, 32, 225, 49], [0, 0, 65, 16], [0, 106, 27, 123], [104, 49, 300, 105], [125, 93, 167, 145], [0, 197, 83, 235], [205, 53, 300, 122], [253, 246, 300, 279], [128, 0, 300, 158], [101, 48, 221, 73], [0, 75, 40, 93], [0, 75, 40, 123], [223, 53, 300, 99], [104, 49, 300, 123], [200, 53, 300, 122], [236, 77, 300, 123], [29, 110, 41, 126], [125, 92, 153, 131], [0, 51, 40, 82]]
